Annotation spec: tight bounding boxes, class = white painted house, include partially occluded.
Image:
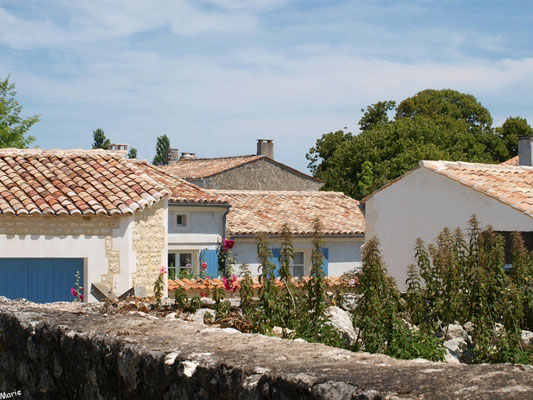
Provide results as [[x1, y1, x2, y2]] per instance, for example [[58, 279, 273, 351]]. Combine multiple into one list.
[[211, 190, 365, 277], [133, 161, 229, 279], [0, 149, 169, 303], [361, 136, 533, 290]]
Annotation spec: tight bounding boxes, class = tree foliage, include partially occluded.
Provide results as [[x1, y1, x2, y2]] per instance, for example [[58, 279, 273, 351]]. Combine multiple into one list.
[[128, 147, 137, 159], [153, 134, 170, 165], [497, 116, 533, 155], [0, 76, 39, 148], [92, 128, 110, 150], [307, 89, 530, 200]]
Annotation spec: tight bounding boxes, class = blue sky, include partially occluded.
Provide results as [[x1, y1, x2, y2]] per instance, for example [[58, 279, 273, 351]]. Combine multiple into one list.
[[1, 0, 532, 172]]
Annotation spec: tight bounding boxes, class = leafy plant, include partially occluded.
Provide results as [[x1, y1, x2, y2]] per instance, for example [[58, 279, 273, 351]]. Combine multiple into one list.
[[153, 266, 166, 309]]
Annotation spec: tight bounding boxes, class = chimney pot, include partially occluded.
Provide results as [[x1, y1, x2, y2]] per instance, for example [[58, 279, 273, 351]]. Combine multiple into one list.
[[256, 139, 274, 159], [181, 152, 197, 160], [518, 135, 533, 166]]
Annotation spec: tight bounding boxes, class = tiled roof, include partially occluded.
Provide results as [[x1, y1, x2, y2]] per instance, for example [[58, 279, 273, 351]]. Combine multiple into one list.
[[132, 160, 228, 205], [163, 154, 322, 183], [210, 190, 365, 236], [167, 276, 357, 292], [164, 155, 263, 179], [500, 156, 519, 166], [0, 149, 169, 216], [421, 160, 533, 217]]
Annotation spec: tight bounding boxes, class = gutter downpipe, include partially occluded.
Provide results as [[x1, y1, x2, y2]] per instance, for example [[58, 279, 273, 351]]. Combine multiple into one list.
[[222, 205, 231, 276]]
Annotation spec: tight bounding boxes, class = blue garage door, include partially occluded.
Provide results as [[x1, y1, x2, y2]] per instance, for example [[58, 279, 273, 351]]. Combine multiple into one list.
[[0, 258, 84, 303]]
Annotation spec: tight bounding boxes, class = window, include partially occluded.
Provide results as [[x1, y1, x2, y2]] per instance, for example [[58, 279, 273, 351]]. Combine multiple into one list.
[[176, 214, 187, 226], [168, 252, 194, 279], [290, 252, 305, 277]]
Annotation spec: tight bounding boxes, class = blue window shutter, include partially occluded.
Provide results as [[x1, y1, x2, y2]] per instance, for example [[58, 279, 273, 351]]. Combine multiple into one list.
[[322, 248, 329, 276], [270, 248, 281, 278], [205, 249, 218, 278]]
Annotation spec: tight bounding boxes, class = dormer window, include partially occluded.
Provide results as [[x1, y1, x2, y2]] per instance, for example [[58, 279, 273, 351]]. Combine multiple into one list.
[[176, 214, 187, 226]]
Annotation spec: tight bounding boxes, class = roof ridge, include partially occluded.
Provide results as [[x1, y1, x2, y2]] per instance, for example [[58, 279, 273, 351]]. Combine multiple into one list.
[[420, 159, 533, 171], [209, 189, 350, 196], [172, 154, 261, 162], [0, 148, 125, 159]]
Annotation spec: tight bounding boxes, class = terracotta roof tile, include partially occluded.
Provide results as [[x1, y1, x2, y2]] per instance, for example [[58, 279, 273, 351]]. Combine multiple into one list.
[[167, 276, 358, 292], [0, 149, 169, 216], [421, 160, 533, 218], [500, 156, 519, 166], [162, 155, 263, 179], [131, 160, 229, 205], [210, 190, 365, 236]]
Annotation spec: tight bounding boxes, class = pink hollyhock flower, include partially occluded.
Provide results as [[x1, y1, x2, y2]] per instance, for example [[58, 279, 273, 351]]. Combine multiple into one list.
[[185, 263, 191, 269], [160, 266, 168, 274], [223, 277, 231, 291], [201, 262, 208, 270], [231, 275, 237, 282], [71, 288, 77, 297], [222, 239, 235, 250]]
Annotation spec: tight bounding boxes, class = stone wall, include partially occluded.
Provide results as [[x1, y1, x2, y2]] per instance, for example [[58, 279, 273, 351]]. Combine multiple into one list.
[[1, 300, 532, 399], [132, 201, 167, 295], [0, 214, 119, 236], [200, 158, 322, 191]]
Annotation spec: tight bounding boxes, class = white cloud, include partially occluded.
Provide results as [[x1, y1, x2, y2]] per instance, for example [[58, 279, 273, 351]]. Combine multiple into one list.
[[0, 0, 259, 49]]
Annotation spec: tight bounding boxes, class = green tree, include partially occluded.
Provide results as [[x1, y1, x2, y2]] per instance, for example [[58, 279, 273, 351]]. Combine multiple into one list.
[[359, 100, 396, 132], [92, 128, 110, 150], [153, 134, 170, 165], [497, 116, 533, 156], [0, 76, 39, 148], [307, 89, 513, 200], [128, 147, 137, 159]]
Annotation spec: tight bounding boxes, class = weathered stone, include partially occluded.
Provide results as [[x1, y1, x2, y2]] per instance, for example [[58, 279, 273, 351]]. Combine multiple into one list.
[[271, 326, 295, 338], [1, 301, 533, 399], [444, 323, 468, 342], [521, 330, 533, 350], [189, 308, 215, 324], [325, 306, 358, 346], [340, 293, 360, 312]]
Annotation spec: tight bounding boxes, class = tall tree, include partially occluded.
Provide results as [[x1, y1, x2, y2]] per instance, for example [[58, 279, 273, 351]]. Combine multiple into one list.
[[153, 134, 170, 165], [128, 147, 137, 159], [359, 100, 396, 132], [307, 89, 514, 200], [497, 116, 533, 156], [0, 76, 39, 148], [92, 128, 110, 149]]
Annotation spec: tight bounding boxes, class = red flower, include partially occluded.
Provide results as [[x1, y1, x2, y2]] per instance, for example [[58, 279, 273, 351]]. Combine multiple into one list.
[[200, 292, 208, 298], [222, 239, 234, 250], [201, 262, 207, 270]]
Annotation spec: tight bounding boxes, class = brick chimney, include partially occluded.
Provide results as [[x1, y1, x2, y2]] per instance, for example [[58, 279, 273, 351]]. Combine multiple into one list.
[[257, 139, 274, 159], [167, 148, 180, 164], [518, 136, 533, 166], [107, 143, 129, 151]]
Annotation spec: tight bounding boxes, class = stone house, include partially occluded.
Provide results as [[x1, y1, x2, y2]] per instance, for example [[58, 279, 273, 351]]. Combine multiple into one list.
[[132, 160, 230, 279], [0, 149, 169, 303], [361, 135, 533, 291], [212, 189, 365, 277], [163, 139, 323, 191]]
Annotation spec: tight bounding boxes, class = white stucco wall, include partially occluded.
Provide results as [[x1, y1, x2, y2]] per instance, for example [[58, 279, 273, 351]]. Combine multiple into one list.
[[167, 205, 225, 250], [231, 237, 362, 277], [364, 167, 533, 290], [0, 200, 169, 302]]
